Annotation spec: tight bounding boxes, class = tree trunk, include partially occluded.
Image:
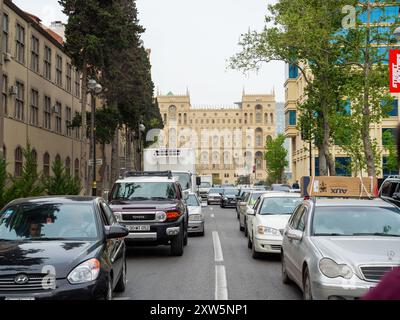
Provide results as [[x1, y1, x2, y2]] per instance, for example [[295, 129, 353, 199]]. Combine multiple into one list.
[[111, 127, 120, 182], [318, 144, 329, 176], [80, 61, 89, 195]]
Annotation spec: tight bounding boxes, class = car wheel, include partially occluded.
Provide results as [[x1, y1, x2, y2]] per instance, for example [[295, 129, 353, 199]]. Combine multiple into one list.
[[303, 267, 313, 300], [239, 221, 244, 232], [281, 253, 291, 285], [252, 236, 262, 259], [171, 224, 184, 256], [247, 234, 252, 249], [105, 276, 113, 300], [244, 220, 248, 237], [114, 258, 127, 293], [184, 227, 188, 246]]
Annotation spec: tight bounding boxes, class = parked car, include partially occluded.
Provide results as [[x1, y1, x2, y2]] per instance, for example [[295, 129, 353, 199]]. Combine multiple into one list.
[[247, 192, 302, 258], [238, 190, 266, 236], [0, 196, 128, 300], [236, 189, 252, 219], [198, 181, 212, 201], [379, 176, 400, 207], [186, 193, 206, 236], [108, 171, 189, 256], [281, 198, 400, 300], [220, 188, 240, 208], [207, 187, 224, 205]]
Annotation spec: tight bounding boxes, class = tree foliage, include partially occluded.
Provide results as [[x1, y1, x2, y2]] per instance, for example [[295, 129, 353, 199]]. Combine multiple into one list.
[[42, 159, 81, 196], [264, 134, 288, 184]]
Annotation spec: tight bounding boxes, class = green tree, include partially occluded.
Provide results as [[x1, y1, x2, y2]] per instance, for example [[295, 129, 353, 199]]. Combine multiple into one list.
[[43, 159, 81, 195], [230, 0, 352, 176], [382, 130, 398, 175], [264, 134, 288, 184], [0, 157, 15, 209]]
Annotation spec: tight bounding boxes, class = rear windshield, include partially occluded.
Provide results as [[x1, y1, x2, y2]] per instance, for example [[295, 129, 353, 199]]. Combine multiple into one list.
[[111, 182, 176, 201], [209, 188, 223, 194], [223, 189, 240, 196]]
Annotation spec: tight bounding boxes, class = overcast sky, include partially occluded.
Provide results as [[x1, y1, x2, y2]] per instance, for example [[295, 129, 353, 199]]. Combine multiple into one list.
[[13, 0, 284, 105]]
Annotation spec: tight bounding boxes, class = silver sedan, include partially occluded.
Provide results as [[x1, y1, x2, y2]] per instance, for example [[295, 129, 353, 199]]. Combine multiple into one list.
[[186, 193, 206, 236], [282, 199, 400, 300]]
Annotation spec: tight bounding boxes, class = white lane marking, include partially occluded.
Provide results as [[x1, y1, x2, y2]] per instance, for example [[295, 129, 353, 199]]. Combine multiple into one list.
[[210, 213, 215, 218], [215, 265, 228, 300], [209, 207, 214, 211], [212, 231, 224, 262]]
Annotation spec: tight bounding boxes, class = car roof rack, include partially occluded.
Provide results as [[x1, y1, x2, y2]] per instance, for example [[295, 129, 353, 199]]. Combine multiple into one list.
[[386, 175, 400, 179], [122, 171, 173, 179]]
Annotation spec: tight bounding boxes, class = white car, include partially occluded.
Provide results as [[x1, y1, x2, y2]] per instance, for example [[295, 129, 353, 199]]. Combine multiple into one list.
[[186, 193, 206, 236], [247, 192, 303, 258]]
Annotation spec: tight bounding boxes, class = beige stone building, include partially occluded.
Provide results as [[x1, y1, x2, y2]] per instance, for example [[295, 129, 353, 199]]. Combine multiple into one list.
[[156, 91, 277, 185]]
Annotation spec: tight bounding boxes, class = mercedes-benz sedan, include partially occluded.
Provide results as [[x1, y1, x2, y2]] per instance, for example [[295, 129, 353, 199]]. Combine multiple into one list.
[[0, 197, 128, 300], [281, 199, 400, 300]]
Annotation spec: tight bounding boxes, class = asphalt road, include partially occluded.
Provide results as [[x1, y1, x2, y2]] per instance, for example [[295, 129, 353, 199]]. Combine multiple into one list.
[[115, 205, 302, 300]]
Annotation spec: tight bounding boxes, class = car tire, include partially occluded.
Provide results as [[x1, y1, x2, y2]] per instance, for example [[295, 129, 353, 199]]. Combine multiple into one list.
[[105, 276, 113, 300], [171, 224, 184, 256], [252, 236, 262, 259], [303, 267, 313, 300], [244, 220, 248, 237], [239, 222, 244, 232], [114, 258, 127, 293], [184, 227, 188, 246], [281, 253, 291, 285], [247, 234, 252, 249]]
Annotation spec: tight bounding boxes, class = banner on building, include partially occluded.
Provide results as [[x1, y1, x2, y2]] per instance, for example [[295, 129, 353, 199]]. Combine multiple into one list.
[[390, 49, 400, 93]]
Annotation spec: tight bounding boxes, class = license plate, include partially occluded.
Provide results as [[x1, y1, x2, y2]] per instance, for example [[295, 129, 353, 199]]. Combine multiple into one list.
[[5, 297, 35, 300], [127, 225, 150, 232]]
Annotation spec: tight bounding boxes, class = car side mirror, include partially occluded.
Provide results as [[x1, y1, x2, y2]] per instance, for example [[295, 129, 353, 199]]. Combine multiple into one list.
[[286, 229, 303, 241], [105, 225, 129, 239], [239, 201, 247, 207], [246, 208, 255, 216]]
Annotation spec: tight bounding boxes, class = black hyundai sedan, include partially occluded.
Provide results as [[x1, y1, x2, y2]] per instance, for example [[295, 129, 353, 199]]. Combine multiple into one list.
[[0, 196, 128, 300]]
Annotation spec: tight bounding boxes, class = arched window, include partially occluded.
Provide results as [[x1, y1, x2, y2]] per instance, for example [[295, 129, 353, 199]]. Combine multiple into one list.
[[264, 113, 268, 124], [270, 113, 274, 124], [213, 135, 219, 148], [169, 105, 177, 121], [200, 151, 209, 165], [244, 151, 253, 166], [212, 151, 220, 165], [255, 105, 263, 123], [169, 128, 177, 147], [31, 149, 38, 172], [249, 113, 253, 124], [255, 128, 263, 147], [55, 154, 61, 164], [266, 135, 273, 144], [255, 151, 263, 170], [74, 158, 79, 178], [43, 152, 50, 178], [14, 146, 23, 177], [178, 113, 182, 125], [223, 151, 231, 165], [184, 113, 187, 125], [65, 157, 71, 176]]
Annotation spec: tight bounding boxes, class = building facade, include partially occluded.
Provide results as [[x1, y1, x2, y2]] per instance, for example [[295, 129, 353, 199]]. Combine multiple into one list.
[[0, 0, 91, 189], [284, 2, 400, 182], [156, 91, 276, 185]]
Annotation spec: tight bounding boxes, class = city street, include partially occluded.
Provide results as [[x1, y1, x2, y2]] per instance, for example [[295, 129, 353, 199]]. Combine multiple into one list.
[[116, 205, 302, 300]]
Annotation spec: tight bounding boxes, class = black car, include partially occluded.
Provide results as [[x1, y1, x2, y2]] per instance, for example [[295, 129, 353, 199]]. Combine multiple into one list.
[[0, 196, 128, 300], [108, 171, 189, 256], [220, 188, 240, 208], [379, 176, 400, 207]]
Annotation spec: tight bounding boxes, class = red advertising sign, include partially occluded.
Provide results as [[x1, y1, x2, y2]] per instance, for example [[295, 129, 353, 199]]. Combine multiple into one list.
[[390, 49, 400, 93]]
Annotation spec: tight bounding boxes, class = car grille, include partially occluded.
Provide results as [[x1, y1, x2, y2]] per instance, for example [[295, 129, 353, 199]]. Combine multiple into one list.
[[122, 213, 155, 222], [0, 274, 54, 292], [360, 266, 397, 282], [270, 245, 282, 251]]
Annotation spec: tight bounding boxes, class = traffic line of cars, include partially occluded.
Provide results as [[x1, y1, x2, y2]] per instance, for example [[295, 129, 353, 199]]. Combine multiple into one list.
[[235, 185, 400, 300]]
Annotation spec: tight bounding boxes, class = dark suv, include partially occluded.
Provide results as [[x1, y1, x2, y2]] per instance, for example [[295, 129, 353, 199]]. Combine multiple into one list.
[[108, 171, 189, 256], [379, 176, 400, 207]]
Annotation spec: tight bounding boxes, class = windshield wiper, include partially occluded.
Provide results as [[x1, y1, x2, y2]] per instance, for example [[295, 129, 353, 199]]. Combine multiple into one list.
[[352, 233, 400, 237], [26, 237, 67, 241], [151, 197, 169, 200], [128, 197, 150, 201], [314, 233, 345, 236]]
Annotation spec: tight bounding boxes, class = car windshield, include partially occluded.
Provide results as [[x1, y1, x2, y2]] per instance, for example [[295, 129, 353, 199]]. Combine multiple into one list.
[[271, 184, 291, 192], [249, 193, 264, 206], [172, 173, 191, 191], [200, 182, 211, 188], [313, 206, 400, 237], [186, 195, 200, 207], [0, 203, 98, 241], [259, 197, 302, 215], [111, 182, 176, 201], [223, 189, 239, 196], [209, 188, 223, 194]]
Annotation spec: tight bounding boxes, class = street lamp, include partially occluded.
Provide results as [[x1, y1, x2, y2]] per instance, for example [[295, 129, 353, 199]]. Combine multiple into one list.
[[138, 123, 146, 171], [88, 79, 102, 196]]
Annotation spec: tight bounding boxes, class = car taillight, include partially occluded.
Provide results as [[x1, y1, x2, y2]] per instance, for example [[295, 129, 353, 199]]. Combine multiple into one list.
[[166, 210, 182, 221]]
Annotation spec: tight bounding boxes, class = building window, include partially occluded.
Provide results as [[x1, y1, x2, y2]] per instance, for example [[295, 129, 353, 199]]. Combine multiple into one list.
[[31, 149, 37, 172], [255, 151, 263, 170], [74, 71, 80, 98], [66, 63, 72, 92], [249, 113, 253, 124], [255, 105, 262, 123], [2, 13, 9, 53], [43, 152, 50, 178], [44, 46, 52, 80], [15, 24, 25, 64], [55, 102, 62, 133], [286, 110, 296, 126], [270, 113, 274, 124], [66, 106, 72, 136], [74, 158, 79, 178], [14, 146, 23, 177], [382, 128, 396, 145], [30, 89, 39, 126], [44, 96, 51, 130], [31, 35, 39, 73], [74, 111, 80, 139], [383, 99, 398, 117], [383, 156, 398, 178], [15, 82, 24, 121], [335, 157, 351, 176], [2, 74, 7, 115], [55, 154, 61, 163], [289, 64, 299, 79], [56, 55, 62, 86], [255, 128, 263, 147], [65, 157, 71, 176]]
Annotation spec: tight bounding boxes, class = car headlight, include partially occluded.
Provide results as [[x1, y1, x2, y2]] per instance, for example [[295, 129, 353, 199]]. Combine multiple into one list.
[[223, 197, 228, 200], [113, 212, 123, 222], [189, 214, 203, 221], [257, 226, 280, 235], [67, 258, 100, 284], [156, 211, 167, 222], [319, 258, 353, 279]]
